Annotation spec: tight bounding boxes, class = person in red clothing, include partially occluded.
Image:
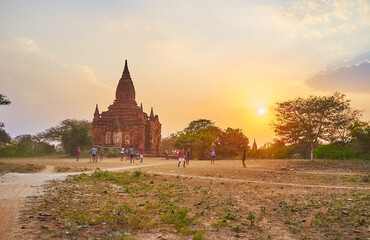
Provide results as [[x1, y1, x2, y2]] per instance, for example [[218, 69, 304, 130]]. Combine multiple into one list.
[[76, 147, 81, 162], [178, 148, 185, 168]]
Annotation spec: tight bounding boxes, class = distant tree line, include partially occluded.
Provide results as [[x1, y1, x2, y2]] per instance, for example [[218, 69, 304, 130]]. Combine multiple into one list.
[[0, 93, 92, 158], [2, 91, 369, 160], [161, 119, 250, 159], [161, 93, 369, 161], [255, 92, 369, 160], [0, 119, 92, 158]]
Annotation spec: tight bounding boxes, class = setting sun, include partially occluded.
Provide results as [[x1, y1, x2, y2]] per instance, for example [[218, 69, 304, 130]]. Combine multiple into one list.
[[258, 108, 267, 115]]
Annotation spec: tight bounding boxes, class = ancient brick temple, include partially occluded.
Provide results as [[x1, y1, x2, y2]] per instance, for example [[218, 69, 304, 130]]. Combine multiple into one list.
[[92, 60, 161, 154]]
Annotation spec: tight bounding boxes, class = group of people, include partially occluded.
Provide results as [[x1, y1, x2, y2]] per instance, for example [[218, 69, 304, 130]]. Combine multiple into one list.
[[120, 146, 144, 163], [78, 145, 248, 168], [178, 147, 248, 168], [88, 145, 104, 162], [76, 145, 144, 163], [76, 146, 101, 162], [177, 147, 192, 167]]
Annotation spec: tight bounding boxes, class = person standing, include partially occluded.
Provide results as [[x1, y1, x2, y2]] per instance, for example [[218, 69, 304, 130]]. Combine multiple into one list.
[[178, 148, 185, 167], [185, 148, 191, 165], [129, 145, 134, 163], [125, 148, 130, 161], [91, 145, 97, 163], [120, 147, 125, 161], [242, 149, 246, 168], [210, 147, 216, 165], [100, 148, 104, 161], [140, 148, 144, 163], [76, 147, 81, 162]]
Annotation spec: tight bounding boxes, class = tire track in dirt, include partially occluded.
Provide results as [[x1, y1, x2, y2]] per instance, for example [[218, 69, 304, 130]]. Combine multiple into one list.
[[0, 162, 171, 239], [249, 168, 368, 176], [146, 171, 370, 190]]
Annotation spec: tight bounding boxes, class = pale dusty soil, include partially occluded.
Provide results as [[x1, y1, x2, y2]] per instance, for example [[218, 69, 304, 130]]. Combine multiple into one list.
[[0, 157, 369, 239], [0, 157, 170, 239]]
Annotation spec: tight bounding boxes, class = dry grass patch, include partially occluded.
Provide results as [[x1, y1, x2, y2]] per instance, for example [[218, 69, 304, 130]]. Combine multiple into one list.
[[18, 167, 370, 240], [0, 161, 44, 174]]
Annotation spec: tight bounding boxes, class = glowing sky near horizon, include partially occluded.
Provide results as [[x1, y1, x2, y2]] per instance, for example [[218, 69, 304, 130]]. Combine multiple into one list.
[[0, 0, 369, 145]]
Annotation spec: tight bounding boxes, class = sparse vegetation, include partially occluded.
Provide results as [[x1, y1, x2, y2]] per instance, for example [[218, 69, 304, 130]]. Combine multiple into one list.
[[0, 161, 44, 174], [14, 159, 370, 239]]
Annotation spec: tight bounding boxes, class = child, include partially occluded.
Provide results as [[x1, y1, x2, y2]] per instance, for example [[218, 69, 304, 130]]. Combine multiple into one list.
[[120, 147, 125, 161], [211, 147, 216, 165], [76, 147, 81, 162], [140, 148, 144, 163], [178, 148, 185, 168]]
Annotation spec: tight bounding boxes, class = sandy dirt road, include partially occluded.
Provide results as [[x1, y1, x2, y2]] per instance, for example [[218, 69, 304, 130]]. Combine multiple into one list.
[[0, 161, 171, 239]]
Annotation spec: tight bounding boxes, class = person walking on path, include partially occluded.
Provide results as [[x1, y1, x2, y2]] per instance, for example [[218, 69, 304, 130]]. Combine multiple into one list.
[[140, 148, 144, 163], [91, 145, 97, 163], [76, 147, 81, 162], [185, 148, 191, 166], [178, 148, 185, 168], [242, 149, 247, 168], [211, 147, 216, 165]]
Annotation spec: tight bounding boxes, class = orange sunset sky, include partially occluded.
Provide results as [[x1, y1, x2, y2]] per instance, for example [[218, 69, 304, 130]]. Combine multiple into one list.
[[0, 0, 369, 145]]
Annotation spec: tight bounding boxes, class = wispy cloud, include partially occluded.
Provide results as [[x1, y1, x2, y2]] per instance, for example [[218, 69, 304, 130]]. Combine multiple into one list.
[[256, 0, 370, 39], [61, 64, 112, 89], [1, 37, 39, 53]]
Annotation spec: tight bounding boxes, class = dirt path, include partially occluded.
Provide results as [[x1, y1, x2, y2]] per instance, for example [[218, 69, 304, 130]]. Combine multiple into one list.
[[0, 162, 170, 239], [249, 168, 368, 176], [146, 171, 370, 190]]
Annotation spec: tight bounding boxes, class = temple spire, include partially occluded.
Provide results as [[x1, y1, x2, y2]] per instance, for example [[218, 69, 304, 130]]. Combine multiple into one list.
[[115, 59, 135, 102], [252, 139, 257, 150], [122, 59, 130, 78], [150, 107, 154, 119], [93, 104, 100, 121]]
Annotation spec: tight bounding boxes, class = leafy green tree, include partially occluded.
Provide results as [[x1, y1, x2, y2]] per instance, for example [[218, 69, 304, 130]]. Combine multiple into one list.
[[273, 92, 355, 161], [62, 126, 92, 156], [173, 119, 221, 159], [349, 121, 370, 159], [0, 94, 11, 105], [160, 135, 178, 155], [0, 93, 11, 128], [329, 107, 361, 159], [38, 119, 91, 143], [9, 134, 56, 157], [314, 143, 357, 160], [215, 128, 249, 159], [0, 128, 11, 147], [184, 119, 216, 135], [258, 140, 294, 159], [0, 142, 17, 157], [14, 135, 32, 157]]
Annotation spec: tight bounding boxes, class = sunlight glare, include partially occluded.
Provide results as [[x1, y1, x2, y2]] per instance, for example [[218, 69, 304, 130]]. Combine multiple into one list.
[[257, 108, 266, 115]]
